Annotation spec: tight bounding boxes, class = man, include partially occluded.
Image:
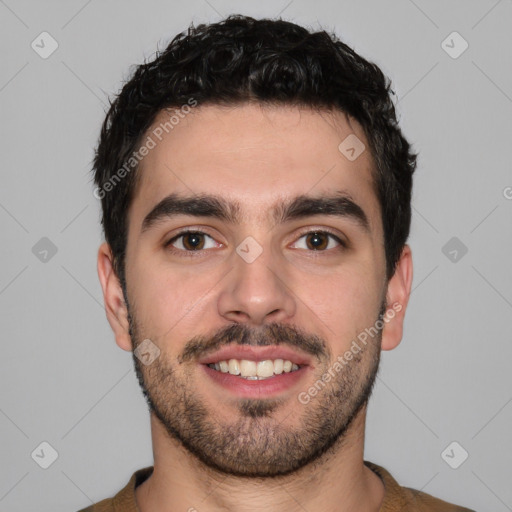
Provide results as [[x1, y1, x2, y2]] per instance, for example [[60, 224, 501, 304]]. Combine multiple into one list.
[[81, 15, 475, 512]]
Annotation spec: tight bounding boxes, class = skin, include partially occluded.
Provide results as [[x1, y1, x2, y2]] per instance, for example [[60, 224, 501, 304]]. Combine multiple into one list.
[[97, 103, 413, 512]]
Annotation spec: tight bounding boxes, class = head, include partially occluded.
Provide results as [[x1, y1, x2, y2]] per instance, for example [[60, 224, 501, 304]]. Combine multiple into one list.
[[95, 15, 415, 477]]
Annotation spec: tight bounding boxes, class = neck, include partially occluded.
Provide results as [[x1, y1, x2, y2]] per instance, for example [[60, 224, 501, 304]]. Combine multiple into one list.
[[135, 406, 384, 512]]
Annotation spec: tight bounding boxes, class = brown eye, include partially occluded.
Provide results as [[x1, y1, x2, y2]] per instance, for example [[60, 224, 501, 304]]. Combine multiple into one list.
[[167, 231, 218, 252], [181, 232, 205, 250], [305, 232, 329, 250], [291, 231, 344, 252]]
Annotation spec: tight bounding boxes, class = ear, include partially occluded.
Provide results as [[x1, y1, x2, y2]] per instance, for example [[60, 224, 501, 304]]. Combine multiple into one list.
[[97, 242, 132, 352], [381, 244, 413, 351]]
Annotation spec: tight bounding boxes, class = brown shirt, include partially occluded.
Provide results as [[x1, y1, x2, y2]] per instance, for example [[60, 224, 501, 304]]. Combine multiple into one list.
[[77, 460, 475, 512]]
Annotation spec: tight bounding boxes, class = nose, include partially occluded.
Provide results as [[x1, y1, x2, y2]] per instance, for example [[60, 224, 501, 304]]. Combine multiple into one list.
[[217, 244, 297, 326]]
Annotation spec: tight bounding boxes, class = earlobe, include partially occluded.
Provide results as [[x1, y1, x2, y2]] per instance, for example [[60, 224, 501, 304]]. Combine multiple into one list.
[[381, 245, 413, 351], [97, 242, 132, 352]]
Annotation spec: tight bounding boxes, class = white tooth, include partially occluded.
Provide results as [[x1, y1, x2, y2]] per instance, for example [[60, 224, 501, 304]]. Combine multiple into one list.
[[283, 360, 293, 372], [291, 363, 299, 371], [214, 363, 220, 371], [240, 360, 257, 377], [228, 359, 241, 375], [273, 359, 284, 374], [257, 360, 274, 378], [219, 360, 229, 373]]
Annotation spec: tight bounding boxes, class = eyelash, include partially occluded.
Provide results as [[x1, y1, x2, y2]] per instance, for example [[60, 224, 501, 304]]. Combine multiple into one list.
[[164, 228, 346, 257]]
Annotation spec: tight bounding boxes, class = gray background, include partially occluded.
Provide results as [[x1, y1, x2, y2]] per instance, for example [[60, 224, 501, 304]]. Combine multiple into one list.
[[1, 1, 511, 511]]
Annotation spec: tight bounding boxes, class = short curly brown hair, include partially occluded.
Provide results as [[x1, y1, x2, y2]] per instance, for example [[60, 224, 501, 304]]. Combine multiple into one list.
[[92, 14, 416, 290]]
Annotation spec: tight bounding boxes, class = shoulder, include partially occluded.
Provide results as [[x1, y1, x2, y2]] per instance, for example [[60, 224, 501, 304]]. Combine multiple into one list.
[[75, 466, 154, 512], [76, 497, 114, 512], [404, 486, 476, 511], [364, 461, 476, 512]]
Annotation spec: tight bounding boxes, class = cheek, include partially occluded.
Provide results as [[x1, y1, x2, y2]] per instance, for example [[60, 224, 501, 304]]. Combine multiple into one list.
[[129, 256, 219, 338], [304, 268, 383, 352]]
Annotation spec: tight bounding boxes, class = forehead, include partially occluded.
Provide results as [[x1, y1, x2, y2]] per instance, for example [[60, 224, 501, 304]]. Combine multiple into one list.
[[129, 103, 381, 233]]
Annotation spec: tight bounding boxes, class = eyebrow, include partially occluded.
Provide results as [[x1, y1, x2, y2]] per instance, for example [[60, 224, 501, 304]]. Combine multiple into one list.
[[141, 191, 370, 234]]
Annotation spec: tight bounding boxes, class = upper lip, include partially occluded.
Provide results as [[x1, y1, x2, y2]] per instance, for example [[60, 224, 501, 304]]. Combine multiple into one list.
[[198, 345, 313, 366]]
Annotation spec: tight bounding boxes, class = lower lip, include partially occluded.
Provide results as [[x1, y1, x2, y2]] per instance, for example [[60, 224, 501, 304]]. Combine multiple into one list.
[[201, 364, 308, 398]]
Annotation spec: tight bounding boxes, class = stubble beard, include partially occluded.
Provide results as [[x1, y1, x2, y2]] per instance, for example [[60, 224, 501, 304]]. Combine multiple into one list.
[[127, 305, 383, 478]]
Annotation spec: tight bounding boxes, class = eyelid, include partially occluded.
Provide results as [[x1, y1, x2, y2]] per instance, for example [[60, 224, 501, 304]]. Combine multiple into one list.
[[165, 228, 221, 249], [291, 227, 347, 249]]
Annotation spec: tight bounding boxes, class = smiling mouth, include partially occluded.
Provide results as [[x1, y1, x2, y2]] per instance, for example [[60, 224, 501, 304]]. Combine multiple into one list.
[[207, 358, 302, 380]]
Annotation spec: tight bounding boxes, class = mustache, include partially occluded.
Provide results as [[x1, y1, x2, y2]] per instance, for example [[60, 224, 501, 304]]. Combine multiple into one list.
[[178, 322, 328, 364]]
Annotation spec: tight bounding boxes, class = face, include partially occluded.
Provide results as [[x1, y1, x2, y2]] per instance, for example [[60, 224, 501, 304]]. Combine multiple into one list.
[[101, 103, 409, 477]]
